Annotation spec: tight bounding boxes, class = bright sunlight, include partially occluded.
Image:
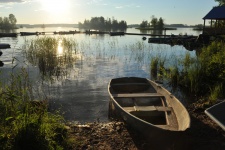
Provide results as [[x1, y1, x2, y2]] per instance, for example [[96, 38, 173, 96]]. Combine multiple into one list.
[[41, 0, 70, 14]]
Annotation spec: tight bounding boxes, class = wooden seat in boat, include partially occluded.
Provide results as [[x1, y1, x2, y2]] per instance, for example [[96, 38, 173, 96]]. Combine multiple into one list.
[[123, 106, 172, 112], [111, 83, 149, 86], [112, 93, 164, 98]]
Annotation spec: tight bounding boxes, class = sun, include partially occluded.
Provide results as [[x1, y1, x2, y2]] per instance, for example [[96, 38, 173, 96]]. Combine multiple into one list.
[[41, 0, 70, 14]]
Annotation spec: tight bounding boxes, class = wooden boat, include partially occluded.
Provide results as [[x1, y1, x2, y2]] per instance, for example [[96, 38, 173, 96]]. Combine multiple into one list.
[[108, 77, 190, 137], [0, 43, 10, 49], [0, 61, 3, 67], [54, 31, 80, 35], [20, 32, 39, 36], [109, 32, 124, 36], [205, 101, 225, 131], [0, 33, 17, 37]]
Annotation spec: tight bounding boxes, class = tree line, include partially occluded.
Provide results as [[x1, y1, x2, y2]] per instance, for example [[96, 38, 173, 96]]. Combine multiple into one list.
[[0, 14, 17, 29], [78, 16, 127, 30], [139, 16, 164, 30], [215, 0, 225, 6]]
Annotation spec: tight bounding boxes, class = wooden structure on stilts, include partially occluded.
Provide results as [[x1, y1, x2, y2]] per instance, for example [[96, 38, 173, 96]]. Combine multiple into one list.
[[202, 6, 225, 35]]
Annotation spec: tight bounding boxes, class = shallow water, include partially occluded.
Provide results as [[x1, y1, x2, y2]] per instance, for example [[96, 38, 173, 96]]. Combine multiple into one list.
[[0, 27, 199, 122]]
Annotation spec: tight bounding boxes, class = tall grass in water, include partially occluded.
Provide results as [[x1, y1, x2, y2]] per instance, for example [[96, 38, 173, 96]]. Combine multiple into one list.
[[150, 57, 158, 80], [150, 56, 166, 82], [158, 41, 225, 104], [0, 68, 70, 149], [23, 36, 79, 81]]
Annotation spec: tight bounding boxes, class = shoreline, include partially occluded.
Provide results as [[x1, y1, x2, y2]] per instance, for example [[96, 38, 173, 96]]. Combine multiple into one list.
[[65, 102, 225, 150]]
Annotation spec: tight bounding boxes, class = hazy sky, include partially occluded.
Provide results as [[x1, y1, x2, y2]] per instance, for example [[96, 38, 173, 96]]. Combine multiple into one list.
[[0, 0, 218, 25]]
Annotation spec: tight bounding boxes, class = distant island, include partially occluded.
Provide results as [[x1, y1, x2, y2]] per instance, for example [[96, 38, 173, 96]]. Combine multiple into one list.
[[16, 24, 79, 28], [127, 24, 201, 28], [0, 14, 17, 29], [15, 23, 203, 29], [78, 16, 127, 31]]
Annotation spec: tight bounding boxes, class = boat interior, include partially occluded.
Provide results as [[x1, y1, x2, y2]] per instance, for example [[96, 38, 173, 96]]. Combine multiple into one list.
[[110, 77, 179, 130]]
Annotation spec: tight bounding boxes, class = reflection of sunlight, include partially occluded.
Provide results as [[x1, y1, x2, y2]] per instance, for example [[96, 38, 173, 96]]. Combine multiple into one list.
[[75, 53, 83, 60], [57, 40, 63, 56]]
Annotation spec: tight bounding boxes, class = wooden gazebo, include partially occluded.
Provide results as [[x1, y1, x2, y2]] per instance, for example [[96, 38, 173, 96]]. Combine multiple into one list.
[[203, 6, 225, 35]]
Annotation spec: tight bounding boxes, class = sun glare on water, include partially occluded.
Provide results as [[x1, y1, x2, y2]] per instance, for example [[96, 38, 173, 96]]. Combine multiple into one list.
[[41, 0, 70, 14], [57, 40, 63, 56]]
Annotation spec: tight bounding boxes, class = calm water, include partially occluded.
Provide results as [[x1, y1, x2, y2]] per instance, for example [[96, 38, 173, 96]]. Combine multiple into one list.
[[0, 27, 200, 122]]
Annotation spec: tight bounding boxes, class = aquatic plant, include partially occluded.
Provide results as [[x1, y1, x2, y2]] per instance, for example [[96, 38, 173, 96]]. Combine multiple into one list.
[[23, 36, 79, 81], [150, 57, 158, 80], [161, 41, 225, 103], [0, 68, 70, 149]]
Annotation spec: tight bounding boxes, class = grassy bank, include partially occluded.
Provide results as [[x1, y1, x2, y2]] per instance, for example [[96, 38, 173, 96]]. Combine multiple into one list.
[[0, 68, 73, 149], [150, 41, 225, 105]]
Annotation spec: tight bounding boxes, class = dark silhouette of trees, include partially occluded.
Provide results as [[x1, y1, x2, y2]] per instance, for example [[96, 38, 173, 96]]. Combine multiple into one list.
[[212, 1, 225, 27], [157, 17, 164, 29], [139, 16, 164, 30], [0, 14, 17, 29], [215, 0, 225, 6], [78, 16, 127, 30], [140, 20, 149, 28], [151, 17, 158, 29]]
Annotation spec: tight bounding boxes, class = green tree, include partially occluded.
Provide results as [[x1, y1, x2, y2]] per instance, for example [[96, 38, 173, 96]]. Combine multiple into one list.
[[215, 0, 225, 6], [78, 16, 127, 30], [157, 17, 164, 29], [0, 14, 17, 29], [0, 17, 2, 28], [151, 17, 158, 29], [9, 14, 17, 28], [2, 17, 10, 29], [140, 20, 148, 28]]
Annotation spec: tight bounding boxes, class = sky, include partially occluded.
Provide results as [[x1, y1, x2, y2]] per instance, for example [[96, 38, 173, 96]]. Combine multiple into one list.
[[0, 0, 219, 25]]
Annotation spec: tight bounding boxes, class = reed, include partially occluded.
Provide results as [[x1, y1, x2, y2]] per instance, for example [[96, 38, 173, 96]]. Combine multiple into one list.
[[23, 36, 79, 81], [161, 41, 225, 103], [150, 57, 158, 80]]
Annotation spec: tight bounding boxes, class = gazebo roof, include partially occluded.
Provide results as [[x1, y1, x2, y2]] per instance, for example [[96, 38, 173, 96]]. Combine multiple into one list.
[[203, 6, 225, 20]]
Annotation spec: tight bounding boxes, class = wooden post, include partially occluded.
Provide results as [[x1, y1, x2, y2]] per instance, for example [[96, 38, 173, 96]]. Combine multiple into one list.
[[203, 19, 206, 34]]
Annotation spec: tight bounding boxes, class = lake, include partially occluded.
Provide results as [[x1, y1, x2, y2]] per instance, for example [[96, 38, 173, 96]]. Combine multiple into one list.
[[0, 27, 200, 123]]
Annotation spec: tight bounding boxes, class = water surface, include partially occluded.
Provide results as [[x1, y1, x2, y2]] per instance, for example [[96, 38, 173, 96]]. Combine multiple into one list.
[[0, 27, 199, 122]]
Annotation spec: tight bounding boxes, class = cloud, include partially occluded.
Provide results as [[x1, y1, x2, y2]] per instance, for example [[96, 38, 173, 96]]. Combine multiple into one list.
[[115, 6, 123, 9], [86, 0, 103, 5], [0, 0, 27, 3]]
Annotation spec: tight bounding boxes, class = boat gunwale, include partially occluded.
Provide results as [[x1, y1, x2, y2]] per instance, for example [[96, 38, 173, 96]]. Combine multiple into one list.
[[108, 77, 191, 131]]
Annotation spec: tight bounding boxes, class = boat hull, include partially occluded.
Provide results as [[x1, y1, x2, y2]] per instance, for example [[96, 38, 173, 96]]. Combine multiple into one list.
[[205, 101, 225, 131], [108, 77, 190, 138]]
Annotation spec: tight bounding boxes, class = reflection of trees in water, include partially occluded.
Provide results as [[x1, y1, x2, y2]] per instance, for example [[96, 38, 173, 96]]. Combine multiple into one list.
[[23, 37, 79, 81]]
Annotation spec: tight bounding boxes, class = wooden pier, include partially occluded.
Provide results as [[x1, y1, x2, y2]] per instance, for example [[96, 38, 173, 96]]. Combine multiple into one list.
[[0, 30, 197, 38]]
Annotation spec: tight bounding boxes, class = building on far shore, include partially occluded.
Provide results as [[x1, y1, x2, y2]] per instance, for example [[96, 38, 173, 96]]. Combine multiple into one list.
[[203, 6, 225, 35]]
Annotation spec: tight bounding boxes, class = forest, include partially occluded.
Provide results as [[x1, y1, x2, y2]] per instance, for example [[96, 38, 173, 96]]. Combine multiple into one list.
[[78, 16, 127, 30], [0, 14, 17, 29]]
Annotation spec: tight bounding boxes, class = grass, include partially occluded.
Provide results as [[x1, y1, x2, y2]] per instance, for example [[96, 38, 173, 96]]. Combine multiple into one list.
[[23, 36, 79, 81], [151, 41, 225, 104], [0, 68, 72, 150]]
